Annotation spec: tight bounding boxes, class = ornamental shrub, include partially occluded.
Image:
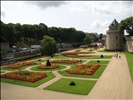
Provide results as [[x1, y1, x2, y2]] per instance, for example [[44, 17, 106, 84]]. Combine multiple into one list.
[[101, 54, 104, 58], [69, 81, 76, 86], [97, 60, 100, 62], [46, 60, 51, 66]]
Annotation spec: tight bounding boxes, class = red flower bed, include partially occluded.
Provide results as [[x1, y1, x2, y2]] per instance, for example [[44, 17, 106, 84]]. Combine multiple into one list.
[[5, 61, 36, 69], [37, 64, 59, 69], [51, 59, 80, 64], [66, 64, 100, 75], [1, 71, 47, 83]]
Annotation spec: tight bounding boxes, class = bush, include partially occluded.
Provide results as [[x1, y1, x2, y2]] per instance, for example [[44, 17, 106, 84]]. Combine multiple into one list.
[[46, 60, 51, 66], [69, 81, 76, 86], [101, 54, 104, 58], [97, 60, 100, 62]]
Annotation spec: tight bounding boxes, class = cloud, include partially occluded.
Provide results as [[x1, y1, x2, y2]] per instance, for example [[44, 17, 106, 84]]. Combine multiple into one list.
[[92, 1, 132, 16], [91, 20, 110, 28], [25, 1, 69, 9]]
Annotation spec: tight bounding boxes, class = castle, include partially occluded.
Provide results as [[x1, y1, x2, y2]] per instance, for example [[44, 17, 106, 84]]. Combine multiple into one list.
[[105, 19, 124, 51]]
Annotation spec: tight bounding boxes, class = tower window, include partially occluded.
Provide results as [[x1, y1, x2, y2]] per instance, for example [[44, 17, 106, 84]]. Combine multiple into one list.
[[117, 43, 118, 47], [116, 37, 118, 40]]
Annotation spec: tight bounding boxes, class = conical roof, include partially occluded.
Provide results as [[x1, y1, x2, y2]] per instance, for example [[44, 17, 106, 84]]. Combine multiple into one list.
[[111, 19, 118, 26]]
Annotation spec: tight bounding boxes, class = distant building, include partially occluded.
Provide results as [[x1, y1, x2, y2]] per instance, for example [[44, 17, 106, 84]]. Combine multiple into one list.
[[105, 19, 124, 50]]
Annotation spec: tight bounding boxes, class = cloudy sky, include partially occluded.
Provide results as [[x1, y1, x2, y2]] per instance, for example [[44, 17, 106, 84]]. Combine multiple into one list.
[[1, 1, 133, 34]]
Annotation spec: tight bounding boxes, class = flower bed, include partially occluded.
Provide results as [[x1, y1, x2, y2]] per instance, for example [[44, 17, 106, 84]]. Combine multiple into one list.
[[37, 64, 60, 69], [4, 61, 36, 69], [1, 71, 47, 83], [51, 59, 80, 64], [61, 52, 77, 56], [66, 64, 100, 75]]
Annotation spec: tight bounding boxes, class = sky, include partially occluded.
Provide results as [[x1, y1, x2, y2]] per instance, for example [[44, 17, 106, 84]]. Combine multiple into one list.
[[1, 1, 133, 34]]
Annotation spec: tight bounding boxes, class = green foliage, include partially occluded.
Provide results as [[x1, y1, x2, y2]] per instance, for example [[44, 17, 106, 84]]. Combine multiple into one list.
[[40, 36, 58, 56], [118, 16, 133, 36], [83, 34, 92, 45], [0, 21, 86, 46]]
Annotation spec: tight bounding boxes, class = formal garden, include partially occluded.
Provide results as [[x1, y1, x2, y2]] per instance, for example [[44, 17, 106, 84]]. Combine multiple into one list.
[[0, 46, 115, 95]]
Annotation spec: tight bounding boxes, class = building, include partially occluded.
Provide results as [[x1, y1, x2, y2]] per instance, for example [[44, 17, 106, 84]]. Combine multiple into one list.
[[105, 19, 124, 50]]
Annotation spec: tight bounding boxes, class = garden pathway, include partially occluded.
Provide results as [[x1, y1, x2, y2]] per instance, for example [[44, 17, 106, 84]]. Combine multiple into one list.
[[84, 53, 133, 100]]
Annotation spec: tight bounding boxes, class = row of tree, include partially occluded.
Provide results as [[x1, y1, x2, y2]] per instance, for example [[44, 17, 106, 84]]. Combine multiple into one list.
[[1, 21, 88, 47]]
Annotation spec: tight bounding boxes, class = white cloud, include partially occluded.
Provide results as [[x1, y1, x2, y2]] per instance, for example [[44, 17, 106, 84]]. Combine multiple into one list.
[[91, 20, 102, 28], [92, 1, 132, 16], [91, 20, 110, 28]]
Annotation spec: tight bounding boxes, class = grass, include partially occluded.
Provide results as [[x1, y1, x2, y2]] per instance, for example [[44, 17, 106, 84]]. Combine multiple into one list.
[[124, 52, 133, 81], [44, 78, 96, 95], [1, 72, 56, 87], [88, 60, 110, 65], [1, 64, 38, 71], [82, 55, 112, 59], [30, 65, 66, 71], [98, 49, 121, 52], [60, 65, 107, 78]]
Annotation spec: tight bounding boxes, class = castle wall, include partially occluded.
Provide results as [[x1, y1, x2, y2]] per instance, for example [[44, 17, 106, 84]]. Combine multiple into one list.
[[125, 36, 133, 53]]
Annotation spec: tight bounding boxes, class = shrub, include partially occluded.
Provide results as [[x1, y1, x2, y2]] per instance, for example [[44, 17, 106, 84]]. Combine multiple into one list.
[[97, 60, 100, 62], [46, 60, 51, 66], [101, 54, 104, 58], [69, 81, 76, 86]]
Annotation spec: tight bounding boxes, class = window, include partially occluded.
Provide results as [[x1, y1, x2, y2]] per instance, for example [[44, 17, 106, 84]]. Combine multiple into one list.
[[116, 37, 118, 40]]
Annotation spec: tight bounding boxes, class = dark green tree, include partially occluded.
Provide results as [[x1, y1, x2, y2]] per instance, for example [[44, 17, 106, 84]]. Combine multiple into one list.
[[83, 34, 92, 45], [99, 33, 103, 42], [40, 36, 58, 56], [118, 16, 133, 36]]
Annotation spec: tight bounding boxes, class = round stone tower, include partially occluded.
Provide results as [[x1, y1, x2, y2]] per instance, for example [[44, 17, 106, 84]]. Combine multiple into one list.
[[105, 19, 124, 50]]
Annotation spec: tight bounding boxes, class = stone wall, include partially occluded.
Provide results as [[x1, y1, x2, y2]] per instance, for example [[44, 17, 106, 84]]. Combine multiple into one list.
[[13, 49, 39, 58], [125, 36, 133, 53]]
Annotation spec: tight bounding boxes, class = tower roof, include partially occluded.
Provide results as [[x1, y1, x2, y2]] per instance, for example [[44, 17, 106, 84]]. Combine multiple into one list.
[[109, 19, 118, 30], [110, 19, 118, 26]]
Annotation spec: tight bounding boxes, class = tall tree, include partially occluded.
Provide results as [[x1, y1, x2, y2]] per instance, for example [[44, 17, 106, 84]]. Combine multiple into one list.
[[118, 16, 133, 36], [40, 36, 58, 56], [83, 34, 92, 45]]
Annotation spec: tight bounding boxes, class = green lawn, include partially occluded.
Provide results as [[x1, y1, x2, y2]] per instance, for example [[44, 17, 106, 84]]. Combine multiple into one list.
[[124, 52, 133, 81], [98, 49, 121, 52], [1, 72, 56, 87], [30, 65, 66, 71], [81, 55, 112, 59], [60, 65, 107, 78], [88, 60, 110, 65], [1, 64, 38, 71], [44, 78, 96, 95]]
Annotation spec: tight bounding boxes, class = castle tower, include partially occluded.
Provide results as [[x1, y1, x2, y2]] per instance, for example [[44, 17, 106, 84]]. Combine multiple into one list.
[[105, 19, 124, 50]]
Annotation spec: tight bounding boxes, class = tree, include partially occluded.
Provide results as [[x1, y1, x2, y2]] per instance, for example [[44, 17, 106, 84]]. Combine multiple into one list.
[[99, 33, 103, 42], [118, 16, 133, 36], [40, 36, 58, 56], [83, 34, 92, 45]]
